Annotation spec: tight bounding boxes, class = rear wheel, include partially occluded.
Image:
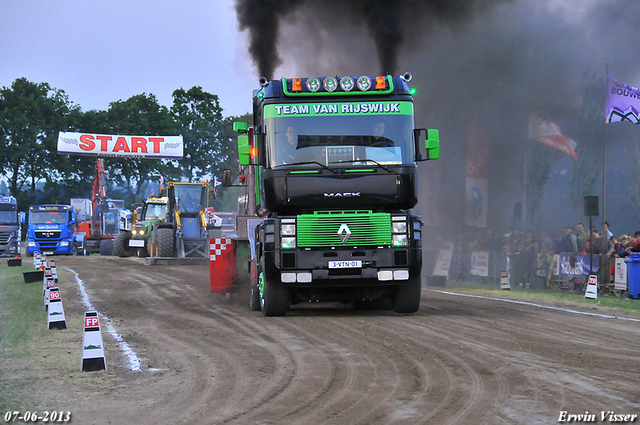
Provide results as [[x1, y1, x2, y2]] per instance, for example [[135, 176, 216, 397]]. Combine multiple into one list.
[[156, 228, 175, 258], [99, 238, 114, 256], [114, 233, 135, 257], [393, 274, 422, 313]]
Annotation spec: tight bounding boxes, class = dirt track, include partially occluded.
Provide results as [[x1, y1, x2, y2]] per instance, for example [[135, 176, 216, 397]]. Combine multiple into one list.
[[42, 255, 640, 424]]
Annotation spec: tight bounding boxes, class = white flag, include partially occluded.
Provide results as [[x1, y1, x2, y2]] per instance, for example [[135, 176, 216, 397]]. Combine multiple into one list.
[[528, 114, 578, 160]]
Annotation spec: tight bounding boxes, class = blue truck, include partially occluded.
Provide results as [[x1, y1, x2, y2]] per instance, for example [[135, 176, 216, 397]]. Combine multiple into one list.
[[0, 196, 22, 257], [24, 204, 78, 256]]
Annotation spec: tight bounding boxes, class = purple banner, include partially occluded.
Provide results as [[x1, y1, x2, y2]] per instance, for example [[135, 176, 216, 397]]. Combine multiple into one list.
[[557, 254, 600, 277], [605, 73, 640, 124]]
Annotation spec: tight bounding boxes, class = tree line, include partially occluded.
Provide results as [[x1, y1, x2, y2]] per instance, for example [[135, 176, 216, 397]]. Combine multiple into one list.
[[0, 77, 250, 212]]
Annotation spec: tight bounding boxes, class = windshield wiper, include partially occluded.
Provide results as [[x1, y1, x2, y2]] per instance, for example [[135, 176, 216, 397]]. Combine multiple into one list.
[[332, 159, 399, 175], [283, 161, 339, 174]]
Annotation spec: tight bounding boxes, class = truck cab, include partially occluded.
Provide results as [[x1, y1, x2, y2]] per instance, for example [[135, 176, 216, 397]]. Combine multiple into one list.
[[25, 204, 78, 256], [0, 196, 21, 257], [230, 74, 440, 316]]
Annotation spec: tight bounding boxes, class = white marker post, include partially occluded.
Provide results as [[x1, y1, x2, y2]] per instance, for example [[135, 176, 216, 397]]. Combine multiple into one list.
[[81, 312, 107, 371], [44, 277, 56, 309], [500, 270, 511, 290], [47, 288, 67, 330], [585, 274, 598, 300], [49, 259, 58, 281]]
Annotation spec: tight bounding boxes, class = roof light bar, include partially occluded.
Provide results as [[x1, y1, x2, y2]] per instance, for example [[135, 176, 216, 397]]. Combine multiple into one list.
[[306, 77, 321, 92], [323, 76, 338, 92], [340, 76, 355, 92], [357, 76, 372, 91]]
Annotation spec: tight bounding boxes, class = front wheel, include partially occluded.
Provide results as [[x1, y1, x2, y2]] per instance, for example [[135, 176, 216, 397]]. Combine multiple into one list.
[[259, 260, 288, 316], [114, 233, 134, 257], [156, 228, 175, 258], [393, 274, 422, 313], [249, 285, 262, 311]]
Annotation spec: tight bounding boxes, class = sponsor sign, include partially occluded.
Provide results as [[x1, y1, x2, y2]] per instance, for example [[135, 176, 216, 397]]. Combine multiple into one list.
[[432, 249, 453, 278], [58, 132, 183, 159], [614, 258, 627, 291], [85, 316, 100, 329], [470, 251, 489, 277], [264, 101, 413, 118], [556, 254, 600, 276]]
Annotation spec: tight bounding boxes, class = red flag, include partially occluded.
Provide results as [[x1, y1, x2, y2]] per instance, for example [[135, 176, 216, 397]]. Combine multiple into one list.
[[528, 114, 578, 160]]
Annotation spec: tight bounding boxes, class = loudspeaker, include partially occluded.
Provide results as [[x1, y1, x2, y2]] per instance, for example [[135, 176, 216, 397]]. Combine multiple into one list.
[[513, 202, 522, 220], [584, 196, 599, 216]]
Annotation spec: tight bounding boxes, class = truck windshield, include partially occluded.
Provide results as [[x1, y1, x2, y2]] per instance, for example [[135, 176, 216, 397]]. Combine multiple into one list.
[[30, 211, 67, 224], [265, 103, 415, 169], [0, 210, 17, 224]]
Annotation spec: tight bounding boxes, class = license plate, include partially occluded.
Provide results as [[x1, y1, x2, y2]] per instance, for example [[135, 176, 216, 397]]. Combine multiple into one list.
[[129, 239, 145, 247], [44, 251, 54, 255], [328, 260, 362, 269]]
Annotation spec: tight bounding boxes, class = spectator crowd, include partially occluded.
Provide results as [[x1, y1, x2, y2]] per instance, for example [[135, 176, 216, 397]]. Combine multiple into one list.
[[447, 221, 640, 288]]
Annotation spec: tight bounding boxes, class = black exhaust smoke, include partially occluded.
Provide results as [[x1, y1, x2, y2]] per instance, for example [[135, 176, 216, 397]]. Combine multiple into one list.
[[235, 0, 509, 79]]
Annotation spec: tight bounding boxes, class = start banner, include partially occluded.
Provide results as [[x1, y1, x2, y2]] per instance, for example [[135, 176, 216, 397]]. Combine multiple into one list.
[[57, 132, 183, 159]]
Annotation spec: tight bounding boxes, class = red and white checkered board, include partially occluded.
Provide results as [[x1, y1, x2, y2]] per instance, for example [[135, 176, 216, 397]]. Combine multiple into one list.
[[210, 238, 232, 261]]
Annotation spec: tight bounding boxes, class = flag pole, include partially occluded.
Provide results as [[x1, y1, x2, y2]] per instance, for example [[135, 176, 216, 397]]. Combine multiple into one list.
[[522, 139, 527, 232], [601, 64, 609, 274]]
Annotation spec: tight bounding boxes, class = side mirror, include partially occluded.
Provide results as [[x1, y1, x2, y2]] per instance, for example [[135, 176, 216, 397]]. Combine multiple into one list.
[[233, 121, 248, 133], [71, 211, 77, 225], [222, 169, 232, 187], [425, 129, 440, 160], [414, 128, 440, 161], [20, 212, 25, 224], [238, 134, 251, 165]]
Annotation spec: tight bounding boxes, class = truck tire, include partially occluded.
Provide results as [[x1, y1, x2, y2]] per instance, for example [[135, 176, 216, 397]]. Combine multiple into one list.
[[249, 286, 262, 311], [259, 260, 288, 316], [114, 233, 134, 257], [393, 274, 422, 313], [156, 228, 175, 258], [99, 238, 114, 256]]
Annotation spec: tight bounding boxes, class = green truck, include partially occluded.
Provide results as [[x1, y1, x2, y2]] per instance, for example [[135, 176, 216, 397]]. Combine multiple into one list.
[[227, 73, 439, 316]]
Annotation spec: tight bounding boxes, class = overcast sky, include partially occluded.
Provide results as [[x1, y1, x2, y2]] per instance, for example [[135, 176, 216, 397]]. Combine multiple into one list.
[[0, 0, 257, 117]]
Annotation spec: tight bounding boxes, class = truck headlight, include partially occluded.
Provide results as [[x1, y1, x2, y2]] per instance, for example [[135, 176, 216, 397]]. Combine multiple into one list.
[[28, 242, 36, 247], [60, 241, 69, 246], [392, 234, 408, 247], [392, 221, 407, 233], [281, 237, 296, 249], [132, 229, 137, 235], [281, 223, 296, 236], [139, 229, 145, 235], [281, 219, 296, 249]]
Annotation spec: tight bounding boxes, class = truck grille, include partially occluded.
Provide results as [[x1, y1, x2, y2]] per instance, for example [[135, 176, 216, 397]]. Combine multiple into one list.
[[35, 230, 61, 239], [0, 231, 11, 244], [297, 211, 391, 247]]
